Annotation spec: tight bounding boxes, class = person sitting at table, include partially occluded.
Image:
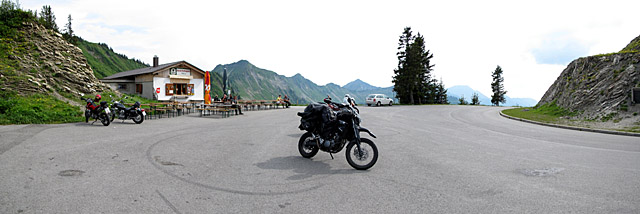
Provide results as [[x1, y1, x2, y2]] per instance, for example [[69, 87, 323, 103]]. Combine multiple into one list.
[[230, 95, 243, 115], [283, 95, 291, 108], [221, 94, 228, 103], [213, 95, 220, 102], [276, 95, 283, 107]]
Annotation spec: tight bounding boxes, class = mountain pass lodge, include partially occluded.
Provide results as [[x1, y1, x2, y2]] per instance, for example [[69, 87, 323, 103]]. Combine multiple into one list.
[[100, 56, 206, 102]]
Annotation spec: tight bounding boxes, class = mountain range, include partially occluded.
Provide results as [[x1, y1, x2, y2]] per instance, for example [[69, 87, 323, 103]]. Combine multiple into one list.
[[208, 60, 537, 106], [209, 60, 396, 104], [447, 85, 538, 107]]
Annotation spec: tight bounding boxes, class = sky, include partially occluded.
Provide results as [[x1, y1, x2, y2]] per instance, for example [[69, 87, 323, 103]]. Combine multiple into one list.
[[21, 0, 640, 100]]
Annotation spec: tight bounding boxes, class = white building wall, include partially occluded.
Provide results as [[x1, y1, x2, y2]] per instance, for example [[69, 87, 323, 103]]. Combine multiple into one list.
[[153, 77, 204, 102]]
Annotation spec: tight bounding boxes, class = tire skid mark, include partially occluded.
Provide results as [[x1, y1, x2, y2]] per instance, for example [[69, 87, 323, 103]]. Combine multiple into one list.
[[0, 124, 53, 155], [156, 190, 182, 214], [146, 129, 324, 196]]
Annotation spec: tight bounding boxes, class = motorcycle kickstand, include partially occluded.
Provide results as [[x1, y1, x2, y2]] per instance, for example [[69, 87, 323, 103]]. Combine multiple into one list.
[[329, 152, 334, 160]]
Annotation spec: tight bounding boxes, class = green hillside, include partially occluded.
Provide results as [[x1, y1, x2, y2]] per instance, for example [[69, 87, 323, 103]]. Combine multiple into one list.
[[209, 71, 223, 98], [75, 39, 148, 79]]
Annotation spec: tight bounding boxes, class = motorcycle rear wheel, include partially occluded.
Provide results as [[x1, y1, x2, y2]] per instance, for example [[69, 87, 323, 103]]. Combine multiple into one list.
[[298, 132, 319, 158], [133, 113, 144, 124], [345, 138, 378, 170], [99, 113, 110, 126]]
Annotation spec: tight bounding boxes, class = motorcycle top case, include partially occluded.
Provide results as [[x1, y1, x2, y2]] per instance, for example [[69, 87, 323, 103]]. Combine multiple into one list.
[[297, 103, 335, 131]]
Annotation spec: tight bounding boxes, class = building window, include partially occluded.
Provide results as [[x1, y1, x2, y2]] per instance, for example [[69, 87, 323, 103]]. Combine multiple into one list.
[[117, 84, 127, 90], [136, 84, 142, 94], [165, 84, 174, 95], [165, 83, 194, 96]]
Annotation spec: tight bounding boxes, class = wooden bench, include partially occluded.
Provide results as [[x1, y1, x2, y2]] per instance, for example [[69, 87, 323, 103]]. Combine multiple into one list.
[[216, 107, 231, 118], [155, 108, 167, 118], [175, 105, 184, 116]]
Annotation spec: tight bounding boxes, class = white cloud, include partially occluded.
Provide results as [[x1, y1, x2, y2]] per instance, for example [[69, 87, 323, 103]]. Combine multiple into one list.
[[20, 0, 640, 100]]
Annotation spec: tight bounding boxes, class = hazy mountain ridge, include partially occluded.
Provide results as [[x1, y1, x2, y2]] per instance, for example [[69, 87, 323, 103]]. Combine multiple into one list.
[[211, 60, 394, 104], [209, 60, 537, 106], [445, 85, 538, 107], [343, 79, 381, 91]]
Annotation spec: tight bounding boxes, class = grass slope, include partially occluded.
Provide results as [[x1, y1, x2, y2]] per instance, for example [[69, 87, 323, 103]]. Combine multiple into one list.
[[75, 39, 148, 79]]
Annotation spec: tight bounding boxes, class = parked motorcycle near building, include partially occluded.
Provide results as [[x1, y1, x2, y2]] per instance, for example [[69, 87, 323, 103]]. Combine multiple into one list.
[[109, 96, 145, 124], [81, 97, 111, 126], [297, 98, 378, 170]]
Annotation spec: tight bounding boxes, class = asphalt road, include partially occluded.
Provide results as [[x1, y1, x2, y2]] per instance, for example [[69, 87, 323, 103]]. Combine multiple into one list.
[[1, 105, 638, 213]]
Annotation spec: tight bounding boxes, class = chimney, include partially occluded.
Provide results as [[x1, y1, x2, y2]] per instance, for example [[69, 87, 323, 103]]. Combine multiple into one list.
[[153, 55, 159, 67]]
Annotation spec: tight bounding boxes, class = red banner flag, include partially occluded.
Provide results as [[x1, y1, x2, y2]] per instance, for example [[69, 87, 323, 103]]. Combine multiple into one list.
[[204, 71, 211, 104]]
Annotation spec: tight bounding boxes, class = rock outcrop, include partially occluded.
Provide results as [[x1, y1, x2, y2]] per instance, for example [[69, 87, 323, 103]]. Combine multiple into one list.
[[0, 22, 109, 102], [539, 35, 640, 119]]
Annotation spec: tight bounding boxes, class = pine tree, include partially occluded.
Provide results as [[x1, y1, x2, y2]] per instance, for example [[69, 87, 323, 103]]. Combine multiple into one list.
[[63, 14, 74, 43], [434, 78, 448, 104], [392, 27, 436, 105], [411, 34, 435, 104], [491, 65, 507, 106], [471, 92, 480, 105], [392, 27, 414, 104], [39, 5, 57, 31], [458, 95, 468, 105]]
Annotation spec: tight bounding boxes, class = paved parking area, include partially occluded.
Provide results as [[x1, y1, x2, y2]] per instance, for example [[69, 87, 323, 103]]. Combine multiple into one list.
[[1, 106, 638, 213]]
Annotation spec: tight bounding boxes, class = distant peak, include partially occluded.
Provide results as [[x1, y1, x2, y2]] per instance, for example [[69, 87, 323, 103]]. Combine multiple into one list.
[[234, 59, 251, 65], [343, 79, 379, 91]]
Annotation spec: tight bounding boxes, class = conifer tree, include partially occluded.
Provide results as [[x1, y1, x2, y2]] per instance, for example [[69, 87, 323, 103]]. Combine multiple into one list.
[[458, 95, 468, 105], [39, 5, 57, 31], [63, 14, 74, 43], [392, 27, 436, 105], [393, 27, 414, 104], [434, 78, 448, 104], [491, 65, 507, 106], [471, 92, 480, 105]]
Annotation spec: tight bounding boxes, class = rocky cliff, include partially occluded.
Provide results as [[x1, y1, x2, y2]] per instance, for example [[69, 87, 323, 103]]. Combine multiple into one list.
[[0, 22, 109, 103], [539, 35, 640, 119]]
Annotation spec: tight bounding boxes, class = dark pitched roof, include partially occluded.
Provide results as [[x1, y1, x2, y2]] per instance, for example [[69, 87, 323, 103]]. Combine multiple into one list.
[[100, 61, 207, 80]]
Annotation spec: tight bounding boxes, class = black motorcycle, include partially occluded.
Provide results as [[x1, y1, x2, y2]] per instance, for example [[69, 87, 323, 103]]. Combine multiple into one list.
[[81, 97, 111, 126], [297, 98, 378, 170], [109, 96, 145, 124]]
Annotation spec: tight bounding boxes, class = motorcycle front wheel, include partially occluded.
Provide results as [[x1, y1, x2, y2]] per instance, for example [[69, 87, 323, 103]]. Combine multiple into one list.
[[132, 112, 144, 124], [345, 138, 378, 170], [99, 113, 110, 126], [298, 132, 319, 158]]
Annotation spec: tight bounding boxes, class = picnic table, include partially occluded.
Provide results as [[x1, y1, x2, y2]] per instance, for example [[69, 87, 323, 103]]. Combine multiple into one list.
[[197, 103, 233, 118]]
